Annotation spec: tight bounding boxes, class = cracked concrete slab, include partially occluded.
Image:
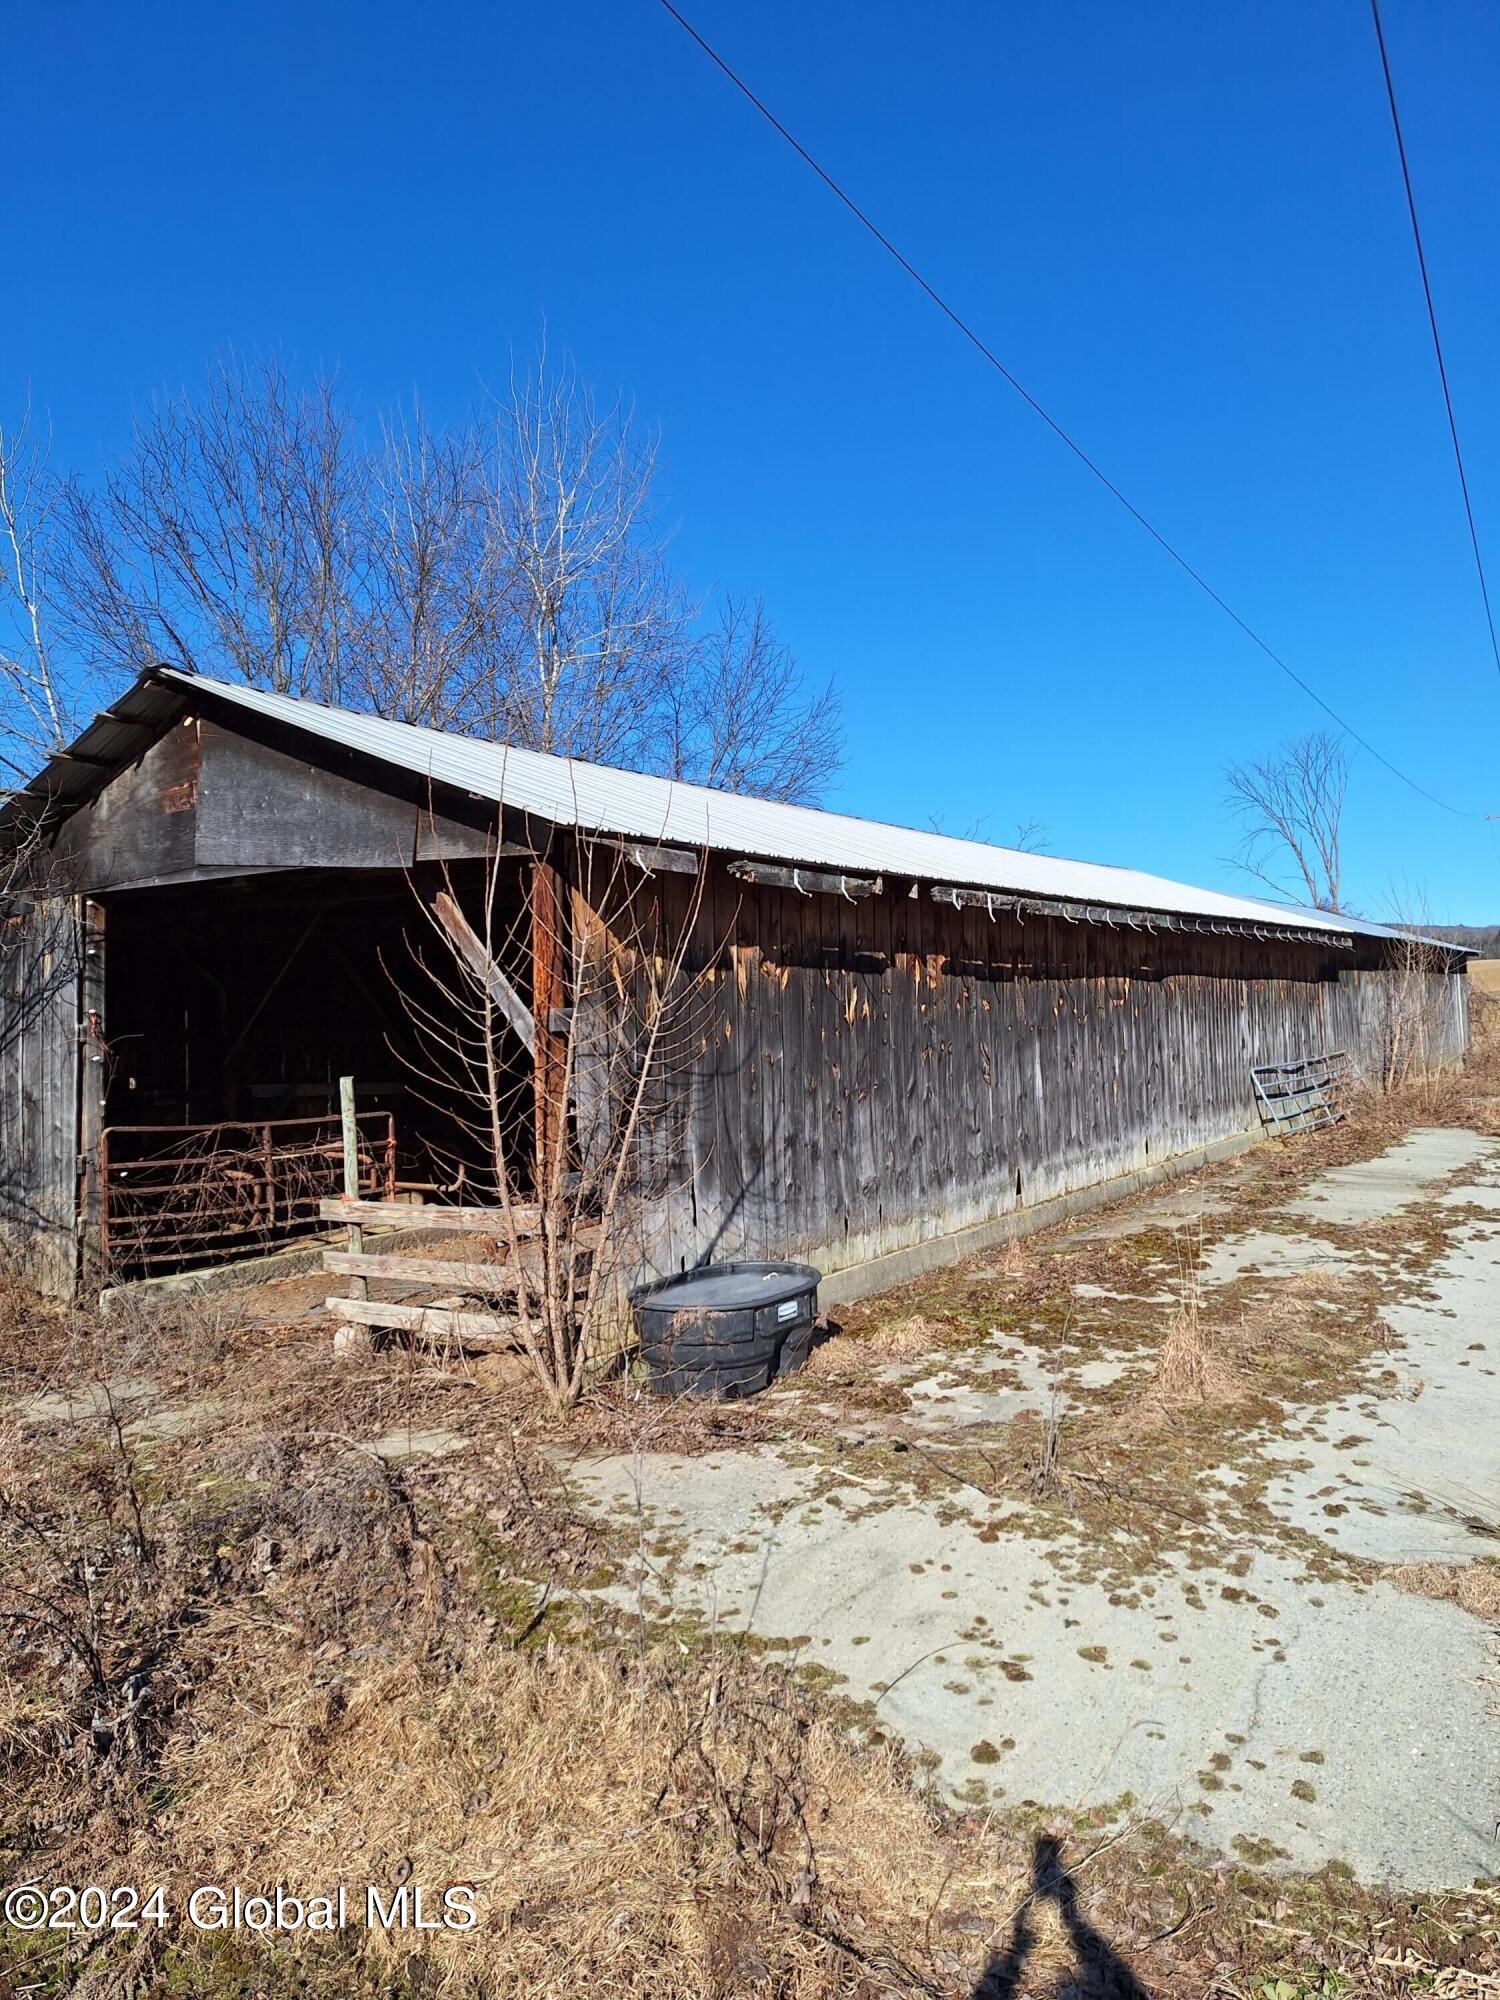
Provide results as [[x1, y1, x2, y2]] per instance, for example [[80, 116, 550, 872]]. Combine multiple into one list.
[[13, 1374, 162, 1425], [1259, 1218, 1500, 1563], [887, 1330, 1141, 1433], [569, 1128, 1500, 1891], [1285, 1128, 1494, 1226], [572, 1447, 1495, 1889], [10, 1374, 223, 1444], [1067, 1169, 1251, 1242], [1200, 1229, 1360, 1288], [13, 1368, 165, 1432], [1248, 1135, 1500, 1563], [125, 1396, 224, 1443]]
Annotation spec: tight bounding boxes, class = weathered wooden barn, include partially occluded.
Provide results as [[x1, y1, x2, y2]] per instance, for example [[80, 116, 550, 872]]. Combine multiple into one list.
[[0, 667, 1470, 1300]]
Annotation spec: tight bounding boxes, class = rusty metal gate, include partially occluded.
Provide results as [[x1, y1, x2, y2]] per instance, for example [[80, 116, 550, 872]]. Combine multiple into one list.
[[1250, 1051, 1353, 1136], [97, 1111, 396, 1276]]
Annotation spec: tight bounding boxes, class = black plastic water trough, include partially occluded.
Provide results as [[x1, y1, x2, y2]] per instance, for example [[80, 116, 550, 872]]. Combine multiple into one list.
[[634, 1260, 822, 1398]]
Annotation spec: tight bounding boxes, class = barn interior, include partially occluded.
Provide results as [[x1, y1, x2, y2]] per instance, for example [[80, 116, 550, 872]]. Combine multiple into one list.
[[0, 685, 563, 1282], [94, 857, 538, 1278]]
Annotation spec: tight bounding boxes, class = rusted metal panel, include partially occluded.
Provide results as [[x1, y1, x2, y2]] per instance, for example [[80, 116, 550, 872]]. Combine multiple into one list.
[[98, 1111, 395, 1276]]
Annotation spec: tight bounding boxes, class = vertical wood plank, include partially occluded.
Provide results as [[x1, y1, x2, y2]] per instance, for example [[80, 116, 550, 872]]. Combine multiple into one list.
[[77, 897, 107, 1289]]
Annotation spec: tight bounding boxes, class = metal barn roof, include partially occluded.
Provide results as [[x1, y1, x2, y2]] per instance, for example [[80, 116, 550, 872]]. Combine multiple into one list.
[[7, 666, 1465, 953]]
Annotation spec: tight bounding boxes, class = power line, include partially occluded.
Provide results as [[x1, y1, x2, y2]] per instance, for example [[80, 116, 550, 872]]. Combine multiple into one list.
[[1369, 0, 1500, 687], [658, 0, 1478, 820]]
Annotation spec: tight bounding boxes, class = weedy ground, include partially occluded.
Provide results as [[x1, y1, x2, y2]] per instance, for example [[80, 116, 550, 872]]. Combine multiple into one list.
[[0, 1006, 1497, 1997]]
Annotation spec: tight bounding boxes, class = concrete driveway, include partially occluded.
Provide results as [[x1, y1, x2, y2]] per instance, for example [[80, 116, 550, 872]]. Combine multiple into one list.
[[572, 1129, 1500, 1891]]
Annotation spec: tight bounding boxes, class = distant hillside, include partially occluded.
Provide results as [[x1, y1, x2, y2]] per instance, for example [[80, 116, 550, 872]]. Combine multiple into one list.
[[1429, 924, 1500, 955]]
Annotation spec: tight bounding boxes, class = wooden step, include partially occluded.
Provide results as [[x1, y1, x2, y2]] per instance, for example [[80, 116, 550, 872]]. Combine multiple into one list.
[[318, 1197, 539, 1234], [327, 1296, 519, 1347], [324, 1250, 533, 1290], [318, 1199, 601, 1252]]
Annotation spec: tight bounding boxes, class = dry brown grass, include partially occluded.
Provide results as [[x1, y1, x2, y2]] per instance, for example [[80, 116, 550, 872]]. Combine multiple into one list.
[[997, 1238, 1030, 1279], [1149, 1304, 1232, 1405], [822, 1311, 953, 1365], [1148, 1232, 1237, 1406], [0, 1288, 1120, 2000], [3, 1270, 1498, 1998], [1385, 1558, 1500, 1622], [149, 1643, 971, 1997]]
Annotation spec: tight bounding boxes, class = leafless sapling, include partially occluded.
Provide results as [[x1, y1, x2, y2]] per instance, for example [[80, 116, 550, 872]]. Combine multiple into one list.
[[394, 818, 716, 1409]]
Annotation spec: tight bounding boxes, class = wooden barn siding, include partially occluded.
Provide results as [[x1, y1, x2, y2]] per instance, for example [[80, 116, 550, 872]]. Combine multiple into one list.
[[0, 898, 81, 1297], [52, 716, 498, 894], [622, 865, 1468, 1284]]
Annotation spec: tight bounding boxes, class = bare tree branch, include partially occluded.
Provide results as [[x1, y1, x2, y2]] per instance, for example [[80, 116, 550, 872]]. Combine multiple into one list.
[[1224, 732, 1350, 913], [0, 405, 78, 785], [45, 347, 841, 804]]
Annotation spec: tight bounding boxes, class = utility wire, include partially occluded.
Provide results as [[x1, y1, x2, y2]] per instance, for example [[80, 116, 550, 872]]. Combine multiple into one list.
[[658, 0, 1478, 819], [1369, 0, 1500, 686]]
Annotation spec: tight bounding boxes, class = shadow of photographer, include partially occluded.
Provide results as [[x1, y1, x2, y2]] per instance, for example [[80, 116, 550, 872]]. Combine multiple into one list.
[[973, 1833, 1154, 1999]]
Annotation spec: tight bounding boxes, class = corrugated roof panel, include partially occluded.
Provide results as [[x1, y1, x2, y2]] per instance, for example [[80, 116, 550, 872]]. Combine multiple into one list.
[[6, 666, 1459, 953], [147, 668, 1408, 943]]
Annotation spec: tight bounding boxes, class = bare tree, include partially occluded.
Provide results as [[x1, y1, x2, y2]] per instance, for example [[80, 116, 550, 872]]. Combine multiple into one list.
[[0, 408, 76, 786], [921, 811, 1049, 852], [662, 594, 840, 804], [57, 354, 361, 707], [1377, 886, 1462, 1095], [1224, 731, 1350, 912], [353, 406, 499, 729], [51, 349, 840, 803], [393, 829, 715, 1409], [482, 351, 681, 766]]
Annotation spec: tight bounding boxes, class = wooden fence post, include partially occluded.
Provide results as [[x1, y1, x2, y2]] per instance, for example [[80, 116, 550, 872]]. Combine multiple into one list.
[[339, 1075, 367, 1294], [335, 1075, 371, 1354]]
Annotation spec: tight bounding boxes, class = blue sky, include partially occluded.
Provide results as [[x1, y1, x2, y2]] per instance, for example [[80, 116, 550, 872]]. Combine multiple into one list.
[[6, 1, 1499, 918]]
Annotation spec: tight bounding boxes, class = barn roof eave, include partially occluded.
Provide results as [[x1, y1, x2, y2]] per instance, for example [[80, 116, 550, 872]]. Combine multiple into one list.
[[2, 666, 1474, 960]]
